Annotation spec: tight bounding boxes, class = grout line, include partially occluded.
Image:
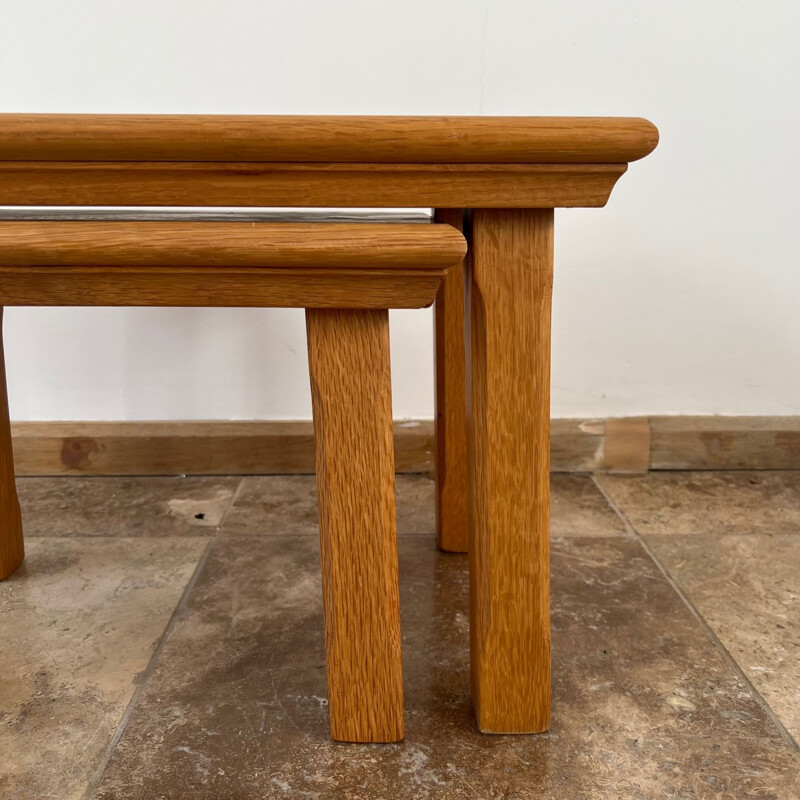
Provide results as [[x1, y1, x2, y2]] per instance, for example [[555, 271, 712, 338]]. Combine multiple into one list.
[[591, 474, 800, 754], [216, 476, 246, 531], [81, 537, 216, 800]]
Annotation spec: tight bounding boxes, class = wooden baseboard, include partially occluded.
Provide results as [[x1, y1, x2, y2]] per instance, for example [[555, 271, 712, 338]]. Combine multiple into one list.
[[9, 416, 800, 477], [648, 416, 800, 470], [9, 420, 434, 477]]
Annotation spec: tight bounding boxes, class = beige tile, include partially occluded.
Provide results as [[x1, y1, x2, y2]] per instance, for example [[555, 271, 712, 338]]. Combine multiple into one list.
[[17, 476, 241, 536], [221, 474, 436, 536], [551, 474, 626, 536], [219, 474, 319, 535], [647, 532, 800, 743], [92, 536, 800, 799], [395, 473, 436, 535], [0, 537, 208, 800], [391, 473, 625, 538], [596, 471, 800, 535], [221, 473, 623, 538]]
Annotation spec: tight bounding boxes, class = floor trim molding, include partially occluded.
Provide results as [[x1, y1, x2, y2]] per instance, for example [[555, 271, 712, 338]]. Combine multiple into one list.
[[9, 416, 800, 476]]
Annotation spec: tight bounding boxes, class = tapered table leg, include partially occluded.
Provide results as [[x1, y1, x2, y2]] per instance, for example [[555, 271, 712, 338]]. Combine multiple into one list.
[[306, 307, 404, 742], [433, 209, 470, 553], [467, 208, 553, 733], [0, 308, 23, 580]]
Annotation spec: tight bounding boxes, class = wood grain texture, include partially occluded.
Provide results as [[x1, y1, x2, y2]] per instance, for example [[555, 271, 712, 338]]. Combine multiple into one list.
[[8, 420, 435, 476], [7, 418, 601, 476], [603, 417, 651, 473], [0, 308, 24, 580], [0, 162, 627, 209], [467, 208, 553, 733], [0, 115, 659, 163], [0, 266, 444, 309], [0, 221, 462, 308], [649, 416, 800, 470], [12, 416, 799, 477], [0, 221, 465, 269], [306, 308, 404, 742], [551, 418, 605, 472], [433, 209, 469, 553]]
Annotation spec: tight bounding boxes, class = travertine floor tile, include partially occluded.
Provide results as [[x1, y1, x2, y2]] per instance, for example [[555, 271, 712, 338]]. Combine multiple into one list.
[[219, 474, 319, 535], [0, 536, 208, 800], [596, 471, 800, 535], [221, 473, 623, 537], [647, 532, 800, 743], [220, 474, 436, 535], [395, 473, 436, 535], [17, 476, 241, 536], [91, 536, 799, 799], [550, 474, 626, 536]]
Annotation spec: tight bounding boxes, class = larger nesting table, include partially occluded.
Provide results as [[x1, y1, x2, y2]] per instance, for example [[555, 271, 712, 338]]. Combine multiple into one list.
[[0, 114, 658, 738]]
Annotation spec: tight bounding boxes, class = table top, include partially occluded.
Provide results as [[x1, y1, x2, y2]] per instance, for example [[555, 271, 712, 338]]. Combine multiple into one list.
[[0, 115, 658, 209], [0, 219, 465, 269], [0, 115, 658, 164]]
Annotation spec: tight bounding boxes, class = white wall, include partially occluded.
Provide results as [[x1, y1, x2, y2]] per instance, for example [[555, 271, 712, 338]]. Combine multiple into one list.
[[1, 0, 799, 421]]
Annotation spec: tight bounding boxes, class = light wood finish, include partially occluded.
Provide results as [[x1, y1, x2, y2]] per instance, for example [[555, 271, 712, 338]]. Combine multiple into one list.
[[0, 309, 24, 580], [0, 221, 465, 269], [0, 266, 445, 309], [604, 417, 651, 474], [0, 113, 660, 741], [0, 162, 627, 209], [306, 308, 404, 742], [0, 221, 464, 309], [8, 420, 435, 476], [0, 115, 658, 163], [468, 208, 553, 733], [0, 115, 656, 210], [433, 209, 469, 553]]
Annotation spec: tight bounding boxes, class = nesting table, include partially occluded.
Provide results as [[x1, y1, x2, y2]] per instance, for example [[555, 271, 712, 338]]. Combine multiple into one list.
[[0, 115, 658, 740]]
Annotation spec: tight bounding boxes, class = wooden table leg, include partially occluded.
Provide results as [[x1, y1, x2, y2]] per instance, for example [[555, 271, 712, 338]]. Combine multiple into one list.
[[0, 308, 24, 580], [467, 208, 553, 733], [433, 209, 469, 553], [306, 307, 404, 743]]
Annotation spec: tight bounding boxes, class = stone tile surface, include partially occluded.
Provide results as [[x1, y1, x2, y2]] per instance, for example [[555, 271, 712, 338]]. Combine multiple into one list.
[[220, 474, 319, 535], [648, 532, 800, 744], [395, 473, 436, 535], [17, 476, 241, 536], [0, 536, 208, 800], [92, 535, 800, 799], [597, 470, 800, 535], [221, 474, 436, 536], [221, 473, 622, 537], [550, 474, 626, 536]]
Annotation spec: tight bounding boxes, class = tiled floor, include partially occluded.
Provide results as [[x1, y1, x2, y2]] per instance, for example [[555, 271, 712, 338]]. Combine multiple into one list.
[[1, 472, 799, 799]]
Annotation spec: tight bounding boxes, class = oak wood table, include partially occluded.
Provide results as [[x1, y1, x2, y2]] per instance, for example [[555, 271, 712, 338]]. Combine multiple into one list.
[[0, 114, 658, 736], [0, 218, 466, 744]]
